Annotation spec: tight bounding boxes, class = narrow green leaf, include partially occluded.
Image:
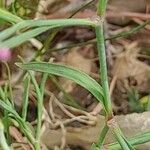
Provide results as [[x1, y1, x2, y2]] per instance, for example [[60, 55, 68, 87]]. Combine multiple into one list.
[[2, 62, 14, 106], [96, 124, 109, 148], [0, 120, 10, 150], [22, 75, 30, 121], [0, 18, 95, 48], [109, 131, 150, 150], [0, 23, 23, 41], [40, 73, 48, 98], [26, 70, 44, 149], [130, 131, 150, 146], [114, 131, 131, 150], [0, 8, 22, 23], [0, 100, 18, 117], [90, 125, 109, 150], [0, 26, 51, 48], [23, 19, 94, 27], [0, 87, 13, 108], [0, 18, 95, 42], [113, 128, 135, 150], [16, 62, 104, 105], [28, 71, 43, 142], [0, 8, 94, 27], [0, 99, 35, 145]]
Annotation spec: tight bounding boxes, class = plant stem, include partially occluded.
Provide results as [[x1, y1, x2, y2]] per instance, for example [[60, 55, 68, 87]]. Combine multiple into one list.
[[3, 62, 14, 106], [34, 142, 41, 150], [3, 85, 11, 144], [40, 73, 48, 98], [95, 22, 113, 117], [97, 0, 108, 17], [45, 19, 150, 53], [0, 120, 10, 150], [28, 72, 42, 149], [97, 124, 109, 148], [95, 0, 113, 117], [22, 75, 30, 121]]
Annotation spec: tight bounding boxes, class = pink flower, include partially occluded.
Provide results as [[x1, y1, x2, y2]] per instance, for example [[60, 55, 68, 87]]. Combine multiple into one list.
[[0, 48, 11, 61]]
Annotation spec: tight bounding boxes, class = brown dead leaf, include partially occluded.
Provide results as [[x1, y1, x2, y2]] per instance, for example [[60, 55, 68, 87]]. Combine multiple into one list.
[[59, 47, 93, 92], [112, 42, 150, 92], [62, 48, 92, 74], [36, 0, 90, 19], [36, 0, 70, 18], [108, 0, 147, 25]]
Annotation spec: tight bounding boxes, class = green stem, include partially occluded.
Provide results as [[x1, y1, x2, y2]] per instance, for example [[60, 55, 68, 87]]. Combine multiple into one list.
[[34, 142, 41, 150], [18, 57, 43, 149], [3, 62, 14, 106], [29, 72, 42, 138], [45, 20, 150, 53], [0, 87, 36, 147], [3, 85, 11, 144], [95, 22, 113, 117], [0, 122, 10, 150], [24, 71, 42, 150], [97, 0, 108, 17], [97, 124, 109, 148], [22, 75, 30, 121]]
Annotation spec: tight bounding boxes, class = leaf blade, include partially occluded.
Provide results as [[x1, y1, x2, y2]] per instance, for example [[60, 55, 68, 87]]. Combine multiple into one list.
[[16, 62, 104, 105], [0, 26, 50, 48]]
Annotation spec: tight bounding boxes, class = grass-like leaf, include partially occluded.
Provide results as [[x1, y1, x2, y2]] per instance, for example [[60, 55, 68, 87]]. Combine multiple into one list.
[[0, 19, 95, 48], [0, 8, 94, 28], [0, 23, 25, 41], [16, 62, 104, 106], [0, 99, 17, 116], [0, 19, 95, 42], [0, 26, 51, 48], [0, 99, 35, 145], [22, 75, 30, 121], [0, 8, 22, 23], [27, 71, 43, 149], [0, 119, 10, 150], [112, 127, 135, 150], [109, 131, 150, 150]]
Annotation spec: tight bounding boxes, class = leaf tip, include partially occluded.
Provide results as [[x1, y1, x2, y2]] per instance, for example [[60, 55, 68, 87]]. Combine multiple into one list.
[[15, 62, 22, 68]]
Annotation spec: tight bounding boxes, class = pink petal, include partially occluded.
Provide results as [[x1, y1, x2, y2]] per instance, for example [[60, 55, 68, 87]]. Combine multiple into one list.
[[0, 48, 11, 61]]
